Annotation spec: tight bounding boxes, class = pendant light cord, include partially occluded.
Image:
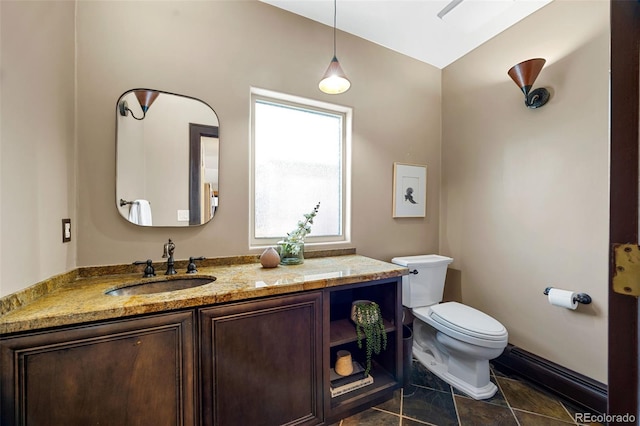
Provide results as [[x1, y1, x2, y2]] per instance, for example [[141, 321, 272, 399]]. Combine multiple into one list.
[[333, 0, 337, 57]]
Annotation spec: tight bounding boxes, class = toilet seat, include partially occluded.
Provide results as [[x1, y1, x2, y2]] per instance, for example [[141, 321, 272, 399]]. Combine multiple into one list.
[[413, 302, 508, 348]]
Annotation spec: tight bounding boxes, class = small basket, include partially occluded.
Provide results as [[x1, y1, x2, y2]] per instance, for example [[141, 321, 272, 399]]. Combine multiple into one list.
[[334, 350, 353, 376]]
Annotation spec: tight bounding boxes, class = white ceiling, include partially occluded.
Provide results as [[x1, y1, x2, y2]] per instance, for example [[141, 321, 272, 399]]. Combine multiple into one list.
[[261, 0, 553, 69]]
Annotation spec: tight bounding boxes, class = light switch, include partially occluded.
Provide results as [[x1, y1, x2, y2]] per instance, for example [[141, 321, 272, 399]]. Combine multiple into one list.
[[62, 218, 71, 243], [177, 210, 190, 222]]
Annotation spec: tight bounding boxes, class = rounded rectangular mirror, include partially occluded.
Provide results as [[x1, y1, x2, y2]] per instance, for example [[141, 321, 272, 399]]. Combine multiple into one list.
[[116, 89, 219, 227]]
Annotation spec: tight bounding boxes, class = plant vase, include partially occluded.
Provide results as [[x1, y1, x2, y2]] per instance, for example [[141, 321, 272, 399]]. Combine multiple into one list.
[[350, 300, 387, 376], [277, 240, 304, 265]]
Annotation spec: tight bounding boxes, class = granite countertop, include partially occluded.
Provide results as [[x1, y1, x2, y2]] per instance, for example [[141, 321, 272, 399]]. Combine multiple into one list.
[[0, 254, 407, 335]]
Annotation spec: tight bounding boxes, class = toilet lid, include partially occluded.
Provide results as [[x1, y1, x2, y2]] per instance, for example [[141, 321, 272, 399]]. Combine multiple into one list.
[[429, 302, 507, 341]]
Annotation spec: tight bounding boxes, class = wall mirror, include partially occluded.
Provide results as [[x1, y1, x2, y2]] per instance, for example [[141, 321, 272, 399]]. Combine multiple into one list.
[[116, 89, 219, 227]]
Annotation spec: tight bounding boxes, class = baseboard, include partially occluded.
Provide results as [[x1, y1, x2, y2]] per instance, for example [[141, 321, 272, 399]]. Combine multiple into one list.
[[492, 344, 607, 415]]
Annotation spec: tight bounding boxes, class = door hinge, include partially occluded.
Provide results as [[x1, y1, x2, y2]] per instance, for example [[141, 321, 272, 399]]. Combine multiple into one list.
[[613, 243, 640, 296]]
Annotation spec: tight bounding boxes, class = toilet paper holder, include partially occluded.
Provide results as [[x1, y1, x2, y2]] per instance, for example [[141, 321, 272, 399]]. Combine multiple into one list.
[[543, 287, 592, 305]]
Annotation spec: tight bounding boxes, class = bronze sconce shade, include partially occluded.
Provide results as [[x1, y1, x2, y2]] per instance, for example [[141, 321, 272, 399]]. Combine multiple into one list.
[[508, 58, 550, 109], [118, 90, 160, 120]]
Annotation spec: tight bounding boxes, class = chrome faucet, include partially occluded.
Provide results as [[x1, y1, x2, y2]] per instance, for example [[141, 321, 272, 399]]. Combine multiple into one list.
[[162, 239, 177, 275]]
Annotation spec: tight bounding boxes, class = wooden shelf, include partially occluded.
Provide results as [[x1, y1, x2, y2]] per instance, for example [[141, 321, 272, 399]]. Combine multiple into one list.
[[329, 362, 396, 408], [329, 318, 396, 347]]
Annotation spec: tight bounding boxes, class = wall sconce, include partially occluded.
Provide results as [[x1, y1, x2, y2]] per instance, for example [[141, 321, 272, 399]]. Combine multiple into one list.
[[507, 58, 550, 109], [118, 90, 159, 120], [318, 0, 350, 94]]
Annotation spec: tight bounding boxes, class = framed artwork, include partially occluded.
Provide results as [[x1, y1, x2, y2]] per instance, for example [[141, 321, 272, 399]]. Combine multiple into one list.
[[393, 162, 427, 218]]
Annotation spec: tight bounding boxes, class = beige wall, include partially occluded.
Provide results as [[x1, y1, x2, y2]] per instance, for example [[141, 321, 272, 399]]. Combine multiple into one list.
[[75, 1, 441, 266], [1, 0, 609, 386], [0, 1, 76, 296], [441, 1, 609, 383]]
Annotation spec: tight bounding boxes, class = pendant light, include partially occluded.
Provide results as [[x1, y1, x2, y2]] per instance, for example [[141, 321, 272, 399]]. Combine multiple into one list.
[[319, 0, 351, 94]]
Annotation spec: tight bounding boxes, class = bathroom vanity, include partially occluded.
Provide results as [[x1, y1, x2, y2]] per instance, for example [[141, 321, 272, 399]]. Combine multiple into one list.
[[0, 254, 406, 425]]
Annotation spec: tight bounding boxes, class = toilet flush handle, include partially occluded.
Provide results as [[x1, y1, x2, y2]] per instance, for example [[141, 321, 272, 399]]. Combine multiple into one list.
[[409, 269, 419, 275]]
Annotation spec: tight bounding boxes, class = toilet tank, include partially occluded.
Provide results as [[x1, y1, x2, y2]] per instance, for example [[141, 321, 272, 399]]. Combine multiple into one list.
[[391, 255, 454, 308]]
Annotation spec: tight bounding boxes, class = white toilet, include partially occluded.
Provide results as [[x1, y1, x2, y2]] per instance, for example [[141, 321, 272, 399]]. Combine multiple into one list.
[[391, 254, 508, 400]]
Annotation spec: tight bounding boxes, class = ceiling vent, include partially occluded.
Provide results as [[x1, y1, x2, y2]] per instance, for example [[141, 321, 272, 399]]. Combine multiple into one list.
[[437, 0, 514, 32]]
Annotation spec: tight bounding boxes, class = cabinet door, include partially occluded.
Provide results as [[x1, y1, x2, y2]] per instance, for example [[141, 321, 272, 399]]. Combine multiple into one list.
[[200, 292, 323, 426], [0, 311, 195, 426]]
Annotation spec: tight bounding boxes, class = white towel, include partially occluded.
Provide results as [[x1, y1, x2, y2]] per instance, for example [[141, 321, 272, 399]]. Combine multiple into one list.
[[128, 200, 152, 226]]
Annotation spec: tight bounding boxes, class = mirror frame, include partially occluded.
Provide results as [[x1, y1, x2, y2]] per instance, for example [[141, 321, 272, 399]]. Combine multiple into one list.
[[116, 88, 220, 227]]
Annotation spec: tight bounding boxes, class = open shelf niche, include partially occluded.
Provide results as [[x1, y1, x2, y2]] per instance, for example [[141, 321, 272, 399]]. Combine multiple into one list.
[[324, 277, 403, 421]]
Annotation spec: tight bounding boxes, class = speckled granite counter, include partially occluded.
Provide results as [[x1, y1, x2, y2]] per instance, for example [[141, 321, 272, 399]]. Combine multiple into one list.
[[0, 254, 407, 335]]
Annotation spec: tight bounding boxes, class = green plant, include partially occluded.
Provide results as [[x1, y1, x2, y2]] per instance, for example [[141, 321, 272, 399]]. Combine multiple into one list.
[[352, 301, 387, 376], [279, 202, 321, 256]]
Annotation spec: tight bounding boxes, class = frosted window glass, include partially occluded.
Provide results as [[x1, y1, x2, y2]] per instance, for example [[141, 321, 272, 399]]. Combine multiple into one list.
[[254, 100, 343, 240]]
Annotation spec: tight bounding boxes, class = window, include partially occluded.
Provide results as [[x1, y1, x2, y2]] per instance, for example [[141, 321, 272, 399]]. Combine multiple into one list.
[[250, 88, 351, 247]]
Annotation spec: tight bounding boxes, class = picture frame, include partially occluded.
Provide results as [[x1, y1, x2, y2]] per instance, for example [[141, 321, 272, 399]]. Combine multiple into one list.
[[393, 162, 427, 218]]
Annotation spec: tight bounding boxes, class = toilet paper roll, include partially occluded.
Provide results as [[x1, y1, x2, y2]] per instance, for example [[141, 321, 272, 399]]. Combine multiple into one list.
[[547, 288, 578, 310]]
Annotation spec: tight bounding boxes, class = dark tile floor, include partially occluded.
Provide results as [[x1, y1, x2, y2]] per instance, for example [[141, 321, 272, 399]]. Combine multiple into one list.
[[332, 360, 604, 426]]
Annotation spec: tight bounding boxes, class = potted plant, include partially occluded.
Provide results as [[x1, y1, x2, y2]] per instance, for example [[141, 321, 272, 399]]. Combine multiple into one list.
[[277, 202, 320, 265], [351, 300, 387, 376]]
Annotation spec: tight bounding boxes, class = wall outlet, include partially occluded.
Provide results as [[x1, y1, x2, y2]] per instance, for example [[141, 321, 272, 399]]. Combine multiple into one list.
[[177, 210, 190, 222], [62, 218, 71, 243]]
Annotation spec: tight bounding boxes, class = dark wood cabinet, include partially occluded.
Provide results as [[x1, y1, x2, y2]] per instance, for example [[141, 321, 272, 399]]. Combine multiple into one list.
[[0, 311, 196, 426], [199, 291, 323, 426], [0, 276, 402, 426], [323, 277, 402, 423]]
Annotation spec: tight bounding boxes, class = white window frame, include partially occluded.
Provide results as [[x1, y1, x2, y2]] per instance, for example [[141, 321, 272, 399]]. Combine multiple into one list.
[[249, 87, 352, 249]]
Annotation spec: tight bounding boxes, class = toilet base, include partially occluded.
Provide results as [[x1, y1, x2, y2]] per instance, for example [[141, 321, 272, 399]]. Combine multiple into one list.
[[412, 343, 498, 400]]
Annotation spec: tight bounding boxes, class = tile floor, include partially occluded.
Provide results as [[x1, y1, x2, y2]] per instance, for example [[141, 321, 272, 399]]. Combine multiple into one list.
[[331, 360, 604, 426]]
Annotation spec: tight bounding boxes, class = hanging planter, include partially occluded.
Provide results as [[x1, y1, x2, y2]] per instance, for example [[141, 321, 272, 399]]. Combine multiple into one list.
[[350, 300, 387, 376]]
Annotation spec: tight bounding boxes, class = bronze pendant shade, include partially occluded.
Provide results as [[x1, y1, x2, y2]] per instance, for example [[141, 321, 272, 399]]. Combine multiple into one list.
[[318, 0, 350, 94], [119, 89, 159, 120], [319, 56, 351, 94], [508, 58, 550, 109]]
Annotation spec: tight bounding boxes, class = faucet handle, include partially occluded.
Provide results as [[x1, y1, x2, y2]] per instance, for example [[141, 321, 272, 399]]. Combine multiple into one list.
[[133, 259, 156, 278], [186, 256, 206, 274]]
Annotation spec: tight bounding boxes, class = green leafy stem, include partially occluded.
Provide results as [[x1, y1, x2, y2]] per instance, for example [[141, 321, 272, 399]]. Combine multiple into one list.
[[280, 202, 321, 255]]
